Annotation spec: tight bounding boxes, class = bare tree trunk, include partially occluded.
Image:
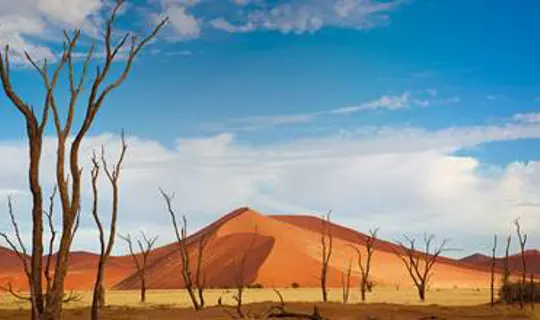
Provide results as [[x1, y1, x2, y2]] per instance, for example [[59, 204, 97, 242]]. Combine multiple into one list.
[[91, 263, 106, 319], [141, 278, 147, 303], [515, 219, 528, 309], [341, 260, 352, 304], [90, 134, 128, 320], [29, 135, 45, 320], [418, 284, 426, 302], [530, 273, 535, 309], [491, 234, 497, 306], [320, 211, 333, 303]]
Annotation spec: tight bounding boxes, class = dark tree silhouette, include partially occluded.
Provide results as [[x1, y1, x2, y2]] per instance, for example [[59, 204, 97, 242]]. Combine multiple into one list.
[[320, 211, 333, 303], [394, 234, 449, 301], [119, 232, 158, 303], [90, 133, 128, 320], [341, 259, 352, 304], [350, 227, 379, 302], [160, 189, 210, 310], [514, 219, 528, 309], [491, 234, 497, 307]]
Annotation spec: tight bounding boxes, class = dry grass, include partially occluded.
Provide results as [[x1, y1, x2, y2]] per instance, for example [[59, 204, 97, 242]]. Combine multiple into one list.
[[0, 287, 539, 319], [0, 287, 493, 310]]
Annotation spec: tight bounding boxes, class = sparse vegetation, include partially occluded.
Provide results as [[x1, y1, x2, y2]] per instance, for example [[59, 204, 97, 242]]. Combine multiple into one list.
[[247, 283, 264, 289], [498, 280, 540, 304]]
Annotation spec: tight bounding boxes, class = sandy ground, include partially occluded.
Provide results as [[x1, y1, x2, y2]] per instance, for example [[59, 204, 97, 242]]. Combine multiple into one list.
[[0, 288, 539, 319], [0, 302, 537, 319], [0, 287, 495, 310]]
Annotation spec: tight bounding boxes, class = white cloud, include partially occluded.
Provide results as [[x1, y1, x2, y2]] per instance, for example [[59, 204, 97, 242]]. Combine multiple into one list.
[[513, 113, 540, 124], [231, 0, 253, 5], [2, 119, 540, 255], [211, 0, 405, 34], [165, 6, 201, 39], [211, 92, 461, 132], [0, 0, 107, 63], [37, 0, 102, 26], [330, 92, 411, 114], [211, 114, 316, 131], [165, 50, 193, 56], [210, 18, 255, 33]]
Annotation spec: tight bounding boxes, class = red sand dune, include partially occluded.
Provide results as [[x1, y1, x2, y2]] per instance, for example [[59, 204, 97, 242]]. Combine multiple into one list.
[[116, 208, 509, 290], [461, 250, 540, 274], [1, 207, 537, 293], [0, 250, 138, 291]]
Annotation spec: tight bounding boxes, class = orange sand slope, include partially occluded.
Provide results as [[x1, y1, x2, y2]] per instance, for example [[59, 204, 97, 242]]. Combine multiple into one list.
[[0, 207, 527, 292], [116, 208, 503, 290]]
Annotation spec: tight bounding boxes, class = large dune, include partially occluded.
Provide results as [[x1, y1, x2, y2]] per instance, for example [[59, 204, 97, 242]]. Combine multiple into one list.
[[0, 207, 524, 292], [116, 208, 500, 290]]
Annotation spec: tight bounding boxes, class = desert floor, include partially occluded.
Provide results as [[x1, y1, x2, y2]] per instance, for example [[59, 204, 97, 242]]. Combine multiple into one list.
[[0, 288, 538, 319]]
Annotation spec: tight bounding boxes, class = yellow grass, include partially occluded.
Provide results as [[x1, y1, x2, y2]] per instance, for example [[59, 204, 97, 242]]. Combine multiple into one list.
[[0, 287, 493, 310]]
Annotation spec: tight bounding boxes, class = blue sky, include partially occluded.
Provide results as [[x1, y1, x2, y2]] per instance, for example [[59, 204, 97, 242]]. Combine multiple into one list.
[[0, 0, 540, 257]]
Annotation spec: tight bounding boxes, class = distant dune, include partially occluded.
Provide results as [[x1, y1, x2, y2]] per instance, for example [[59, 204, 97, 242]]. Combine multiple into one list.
[[460, 249, 540, 274], [0, 207, 533, 292]]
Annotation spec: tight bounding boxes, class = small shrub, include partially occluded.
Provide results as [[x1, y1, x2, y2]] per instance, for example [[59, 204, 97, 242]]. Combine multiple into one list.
[[247, 283, 264, 289], [291, 282, 300, 289], [498, 281, 540, 303], [366, 280, 376, 292]]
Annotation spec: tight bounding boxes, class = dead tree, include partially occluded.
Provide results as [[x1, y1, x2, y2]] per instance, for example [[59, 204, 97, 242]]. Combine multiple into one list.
[[160, 189, 209, 310], [531, 273, 535, 309], [514, 219, 528, 309], [0, 195, 80, 319], [491, 234, 497, 307], [90, 134, 128, 320], [0, 0, 167, 318], [119, 232, 158, 303], [503, 235, 512, 286], [394, 234, 449, 302], [320, 211, 333, 303], [341, 259, 352, 304], [350, 227, 379, 302], [257, 289, 327, 320]]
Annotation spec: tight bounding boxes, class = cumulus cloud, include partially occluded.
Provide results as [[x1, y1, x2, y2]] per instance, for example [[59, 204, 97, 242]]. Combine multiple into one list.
[[2, 119, 540, 255], [0, 0, 106, 63], [163, 5, 201, 39]]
